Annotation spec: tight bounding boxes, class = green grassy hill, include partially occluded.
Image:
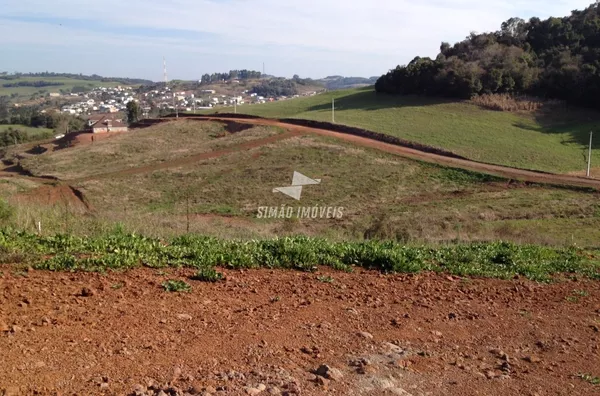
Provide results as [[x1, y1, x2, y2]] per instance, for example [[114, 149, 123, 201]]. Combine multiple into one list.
[[217, 87, 600, 174], [5, 120, 600, 247]]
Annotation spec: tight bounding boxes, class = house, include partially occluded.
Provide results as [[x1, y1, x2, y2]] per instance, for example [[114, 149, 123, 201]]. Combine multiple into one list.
[[49, 93, 60, 97], [87, 115, 128, 134]]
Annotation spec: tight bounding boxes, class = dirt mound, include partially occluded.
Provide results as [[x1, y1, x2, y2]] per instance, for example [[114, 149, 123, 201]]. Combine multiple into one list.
[[54, 131, 126, 149], [13, 184, 92, 211], [0, 268, 599, 395]]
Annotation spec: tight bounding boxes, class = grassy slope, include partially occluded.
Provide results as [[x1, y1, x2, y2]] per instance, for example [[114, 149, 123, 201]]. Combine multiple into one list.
[[0, 124, 53, 135], [0, 77, 132, 98], [218, 87, 600, 174], [21, 120, 284, 180], [9, 121, 600, 246]]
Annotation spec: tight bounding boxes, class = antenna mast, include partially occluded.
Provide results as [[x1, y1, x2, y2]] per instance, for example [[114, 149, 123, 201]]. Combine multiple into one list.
[[163, 56, 167, 86], [164, 56, 178, 118]]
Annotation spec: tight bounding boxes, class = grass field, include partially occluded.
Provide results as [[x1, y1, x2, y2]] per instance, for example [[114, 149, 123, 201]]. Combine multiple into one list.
[[212, 87, 600, 174], [4, 120, 600, 247], [0, 77, 133, 99], [0, 124, 53, 135], [21, 120, 284, 180]]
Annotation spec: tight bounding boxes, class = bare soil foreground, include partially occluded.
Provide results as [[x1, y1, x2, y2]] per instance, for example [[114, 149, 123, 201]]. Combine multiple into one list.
[[1, 267, 599, 396]]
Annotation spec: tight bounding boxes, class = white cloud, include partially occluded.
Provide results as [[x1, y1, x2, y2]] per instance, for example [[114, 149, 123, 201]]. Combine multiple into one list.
[[1, 0, 595, 78]]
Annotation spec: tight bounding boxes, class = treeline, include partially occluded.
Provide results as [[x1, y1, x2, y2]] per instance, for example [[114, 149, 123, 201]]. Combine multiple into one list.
[[0, 127, 54, 148], [250, 79, 298, 97], [200, 70, 262, 84], [2, 81, 65, 88], [0, 99, 85, 132], [0, 72, 152, 85], [375, 2, 600, 109]]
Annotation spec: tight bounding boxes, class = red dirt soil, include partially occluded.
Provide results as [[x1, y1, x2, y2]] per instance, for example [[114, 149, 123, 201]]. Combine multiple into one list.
[[1, 267, 599, 395], [12, 185, 91, 212]]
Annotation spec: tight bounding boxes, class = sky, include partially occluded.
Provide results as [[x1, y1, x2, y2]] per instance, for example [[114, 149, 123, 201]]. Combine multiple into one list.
[[1, 0, 596, 81]]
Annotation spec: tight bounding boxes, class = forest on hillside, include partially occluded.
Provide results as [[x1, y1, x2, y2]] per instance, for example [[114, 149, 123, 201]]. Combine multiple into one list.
[[375, 2, 600, 109], [250, 79, 298, 97], [200, 70, 262, 84]]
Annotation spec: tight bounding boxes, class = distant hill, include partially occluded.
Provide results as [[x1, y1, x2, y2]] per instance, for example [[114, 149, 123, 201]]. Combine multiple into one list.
[[316, 76, 378, 90], [0, 72, 153, 86]]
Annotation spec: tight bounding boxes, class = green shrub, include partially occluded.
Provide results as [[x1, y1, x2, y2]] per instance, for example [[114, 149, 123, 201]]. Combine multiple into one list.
[[0, 228, 597, 281], [191, 267, 224, 282], [162, 279, 192, 292], [0, 199, 14, 223]]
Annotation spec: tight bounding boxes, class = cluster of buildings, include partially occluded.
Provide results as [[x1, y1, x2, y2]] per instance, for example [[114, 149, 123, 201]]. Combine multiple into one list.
[[60, 86, 136, 115], [141, 87, 320, 112]]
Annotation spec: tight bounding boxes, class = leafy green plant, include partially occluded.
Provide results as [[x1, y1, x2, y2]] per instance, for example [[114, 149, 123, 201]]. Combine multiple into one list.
[[317, 275, 334, 283], [190, 267, 224, 282], [0, 229, 598, 281], [577, 373, 600, 386], [0, 199, 14, 223], [566, 289, 589, 303], [162, 279, 192, 293]]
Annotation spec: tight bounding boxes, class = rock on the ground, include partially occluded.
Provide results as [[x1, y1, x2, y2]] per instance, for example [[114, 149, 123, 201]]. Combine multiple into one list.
[[245, 386, 264, 395], [524, 355, 542, 363], [266, 386, 281, 395], [2, 387, 20, 396], [176, 314, 192, 321], [315, 364, 344, 381]]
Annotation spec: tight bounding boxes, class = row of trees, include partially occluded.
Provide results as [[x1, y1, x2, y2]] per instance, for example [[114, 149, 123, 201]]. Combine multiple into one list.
[[250, 79, 298, 97], [375, 3, 600, 109], [2, 81, 65, 88], [0, 101, 85, 132], [0, 126, 53, 148], [0, 72, 152, 85], [200, 70, 262, 84]]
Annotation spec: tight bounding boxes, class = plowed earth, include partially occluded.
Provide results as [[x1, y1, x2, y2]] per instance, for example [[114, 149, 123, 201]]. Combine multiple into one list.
[[1, 267, 599, 396]]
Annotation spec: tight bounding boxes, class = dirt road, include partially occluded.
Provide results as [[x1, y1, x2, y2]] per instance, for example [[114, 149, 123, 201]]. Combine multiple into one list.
[[195, 116, 600, 190], [1, 266, 599, 395]]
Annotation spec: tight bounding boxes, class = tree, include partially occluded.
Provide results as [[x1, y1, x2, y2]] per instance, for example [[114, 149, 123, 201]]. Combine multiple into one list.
[[126, 101, 142, 124], [0, 96, 9, 122], [375, 2, 600, 109]]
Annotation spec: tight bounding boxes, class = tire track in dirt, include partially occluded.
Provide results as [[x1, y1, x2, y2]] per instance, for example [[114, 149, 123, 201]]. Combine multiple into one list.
[[194, 116, 600, 190]]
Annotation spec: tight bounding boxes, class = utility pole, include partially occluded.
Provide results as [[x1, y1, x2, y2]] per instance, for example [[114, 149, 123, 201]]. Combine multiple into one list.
[[587, 131, 593, 178], [234, 99, 237, 114], [332, 98, 335, 123]]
